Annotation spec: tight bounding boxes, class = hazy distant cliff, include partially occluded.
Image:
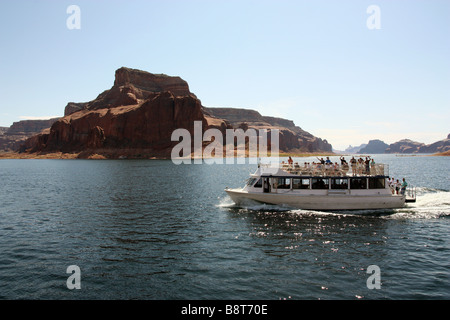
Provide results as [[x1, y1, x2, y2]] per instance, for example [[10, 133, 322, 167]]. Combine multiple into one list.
[[385, 135, 450, 154], [341, 135, 449, 155], [358, 140, 389, 154], [19, 67, 332, 158], [204, 107, 332, 153]]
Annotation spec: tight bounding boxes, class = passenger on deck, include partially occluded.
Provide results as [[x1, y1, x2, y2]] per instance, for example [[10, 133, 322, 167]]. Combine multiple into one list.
[[370, 158, 376, 175], [358, 157, 364, 175], [324, 161, 331, 172], [364, 156, 371, 175], [395, 179, 401, 194], [401, 178, 408, 195], [333, 162, 340, 175], [304, 162, 311, 172], [350, 157, 357, 176], [389, 178, 395, 194]]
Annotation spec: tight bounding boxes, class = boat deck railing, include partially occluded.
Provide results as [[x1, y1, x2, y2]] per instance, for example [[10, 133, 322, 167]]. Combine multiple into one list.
[[405, 185, 417, 203], [260, 163, 389, 177]]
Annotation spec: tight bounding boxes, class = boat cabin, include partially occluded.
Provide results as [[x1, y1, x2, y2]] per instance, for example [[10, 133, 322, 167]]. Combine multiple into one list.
[[246, 162, 390, 194], [248, 176, 387, 193]]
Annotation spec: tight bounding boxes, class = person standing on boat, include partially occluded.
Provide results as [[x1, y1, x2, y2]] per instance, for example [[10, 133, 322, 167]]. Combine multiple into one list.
[[369, 158, 375, 174], [340, 157, 349, 175], [350, 157, 357, 176], [357, 157, 364, 175], [401, 178, 408, 195], [364, 157, 371, 175], [263, 178, 270, 193], [389, 178, 395, 194], [395, 179, 401, 194], [288, 156, 293, 166]]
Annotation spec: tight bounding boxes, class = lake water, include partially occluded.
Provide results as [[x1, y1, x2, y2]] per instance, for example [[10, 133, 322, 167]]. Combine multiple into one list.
[[0, 154, 449, 300]]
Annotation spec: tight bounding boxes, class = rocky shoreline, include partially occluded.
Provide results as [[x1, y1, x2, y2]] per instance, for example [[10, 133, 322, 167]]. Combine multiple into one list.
[[2, 149, 448, 160]]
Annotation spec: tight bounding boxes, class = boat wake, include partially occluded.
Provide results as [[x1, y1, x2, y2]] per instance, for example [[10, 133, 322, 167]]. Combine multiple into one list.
[[391, 187, 450, 219]]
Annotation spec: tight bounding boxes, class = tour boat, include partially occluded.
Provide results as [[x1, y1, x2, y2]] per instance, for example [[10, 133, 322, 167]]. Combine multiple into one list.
[[225, 161, 416, 211]]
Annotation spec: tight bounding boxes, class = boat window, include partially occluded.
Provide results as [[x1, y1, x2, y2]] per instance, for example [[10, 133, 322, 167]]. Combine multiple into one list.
[[369, 177, 385, 189], [311, 178, 329, 189], [246, 178, 257, 186], [254, 178, 262, 188], [331, 178, 348, 189], [350, 178, 367, 189], [276, 178, 291, 189], [293, 178, 310, 189]]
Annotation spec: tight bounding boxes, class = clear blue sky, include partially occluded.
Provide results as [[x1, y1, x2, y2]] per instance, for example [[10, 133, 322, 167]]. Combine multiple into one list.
[[0, 0, 449, 150]]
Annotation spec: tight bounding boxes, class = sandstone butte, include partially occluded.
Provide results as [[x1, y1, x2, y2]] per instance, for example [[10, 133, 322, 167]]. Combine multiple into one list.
[[6, 67, 333, 159]]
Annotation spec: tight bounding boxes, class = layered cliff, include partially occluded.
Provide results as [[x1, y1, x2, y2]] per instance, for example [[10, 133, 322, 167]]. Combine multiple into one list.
[[20, 67, 332, 158], [342, 135, 449, 155], [384, 135, 450, 154], [203, 107, 332, 153], [417, 134, 450, 154], [0, 118, 59, 151], [384, 139, 425, 154]]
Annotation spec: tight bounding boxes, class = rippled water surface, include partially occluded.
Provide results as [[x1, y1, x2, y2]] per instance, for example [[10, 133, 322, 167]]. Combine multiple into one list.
[[0, 154, 449, 299]]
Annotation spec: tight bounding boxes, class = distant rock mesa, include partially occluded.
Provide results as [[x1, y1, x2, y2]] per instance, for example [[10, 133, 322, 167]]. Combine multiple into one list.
[[358, 139, 389, 154]]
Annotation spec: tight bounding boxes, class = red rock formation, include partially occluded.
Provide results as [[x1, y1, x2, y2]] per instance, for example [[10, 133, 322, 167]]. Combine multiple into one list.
[[64, 67, 193, 116], [0, 118, 59, 151], [27, 92, 205, 154], [20, 68, 205, 156], [20, 67, 333, 157]]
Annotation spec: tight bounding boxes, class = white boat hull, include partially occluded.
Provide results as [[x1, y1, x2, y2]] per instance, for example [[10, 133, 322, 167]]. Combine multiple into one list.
[[225, 188, 406, 211]]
